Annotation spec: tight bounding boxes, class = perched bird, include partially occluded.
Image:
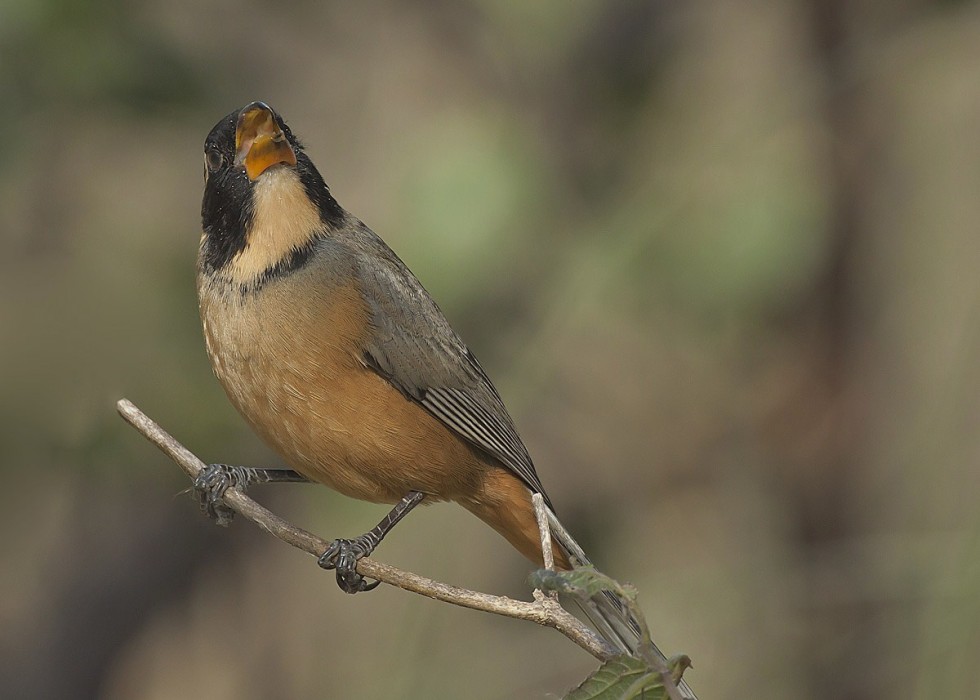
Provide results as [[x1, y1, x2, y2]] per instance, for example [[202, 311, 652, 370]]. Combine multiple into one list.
[[195, 101, 695, 699]]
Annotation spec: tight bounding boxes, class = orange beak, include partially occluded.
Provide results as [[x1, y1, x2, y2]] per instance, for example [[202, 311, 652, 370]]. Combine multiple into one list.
[[235, 102, 297, 180]]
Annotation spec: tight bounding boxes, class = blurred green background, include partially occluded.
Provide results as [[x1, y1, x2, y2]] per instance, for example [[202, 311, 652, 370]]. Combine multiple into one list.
[[3, 1, 980, 698]]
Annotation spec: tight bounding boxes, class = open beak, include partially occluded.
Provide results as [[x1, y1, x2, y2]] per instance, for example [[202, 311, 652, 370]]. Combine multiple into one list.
[[235, 102, 297, 180]]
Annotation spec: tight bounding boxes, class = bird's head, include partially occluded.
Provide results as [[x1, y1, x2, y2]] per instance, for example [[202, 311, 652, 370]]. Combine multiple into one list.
[[199, 102, 344, 281]]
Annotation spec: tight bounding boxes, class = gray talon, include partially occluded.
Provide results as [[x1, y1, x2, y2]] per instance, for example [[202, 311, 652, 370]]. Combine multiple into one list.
[[193, 463, 238, 526], [318, 538, 379, 593]]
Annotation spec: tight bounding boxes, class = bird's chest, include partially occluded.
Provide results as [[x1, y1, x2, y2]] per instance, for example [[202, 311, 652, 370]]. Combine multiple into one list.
[[202, 295, 326, 419], [197, 274, 371, 472]]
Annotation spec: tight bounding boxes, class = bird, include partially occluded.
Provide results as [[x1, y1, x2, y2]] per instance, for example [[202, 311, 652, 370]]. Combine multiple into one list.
[[195, 101, 696, 699]]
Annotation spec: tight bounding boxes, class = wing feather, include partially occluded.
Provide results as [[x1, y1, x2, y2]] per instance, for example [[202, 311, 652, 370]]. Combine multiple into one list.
[[343, 224, 550, 505]]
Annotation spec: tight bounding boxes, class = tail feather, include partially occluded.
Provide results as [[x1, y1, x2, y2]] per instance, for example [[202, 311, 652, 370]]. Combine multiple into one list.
[[547, 509, 698, 700]]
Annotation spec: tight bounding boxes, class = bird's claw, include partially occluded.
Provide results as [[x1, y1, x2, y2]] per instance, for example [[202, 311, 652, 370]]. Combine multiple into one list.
[[193, 463, 239, 526], [318, 538, 380, 594]]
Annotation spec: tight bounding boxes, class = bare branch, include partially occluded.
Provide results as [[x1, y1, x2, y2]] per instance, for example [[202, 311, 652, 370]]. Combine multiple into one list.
[[532, 492, 555, 572], [530, 492, 559, 608], [116, 398, 617, 661]]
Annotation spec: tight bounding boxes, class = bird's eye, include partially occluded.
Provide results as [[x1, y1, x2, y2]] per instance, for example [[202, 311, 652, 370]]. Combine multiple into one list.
[[205, 148, 224, 173]]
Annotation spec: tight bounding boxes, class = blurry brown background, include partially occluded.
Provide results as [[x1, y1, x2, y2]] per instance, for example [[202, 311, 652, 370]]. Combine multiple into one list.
[[2, 1, 979, 698]]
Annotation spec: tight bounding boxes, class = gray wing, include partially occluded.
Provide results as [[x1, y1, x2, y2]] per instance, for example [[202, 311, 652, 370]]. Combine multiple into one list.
[[343, 223, 550, 506]]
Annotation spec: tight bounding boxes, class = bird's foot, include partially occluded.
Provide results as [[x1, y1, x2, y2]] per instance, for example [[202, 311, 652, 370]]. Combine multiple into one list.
[[193, 463, 249, 526], [318, 536, 381, 594]]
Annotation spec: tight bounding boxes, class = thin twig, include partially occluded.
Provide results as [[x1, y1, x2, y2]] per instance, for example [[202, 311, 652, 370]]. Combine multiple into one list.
[[116, 398, 617, 661], [530, 492, 559, 606], [532, 493, 555, 572]]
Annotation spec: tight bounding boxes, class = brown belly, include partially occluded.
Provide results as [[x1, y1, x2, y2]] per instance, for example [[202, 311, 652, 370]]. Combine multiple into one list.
[[198, 274, 488, 505]]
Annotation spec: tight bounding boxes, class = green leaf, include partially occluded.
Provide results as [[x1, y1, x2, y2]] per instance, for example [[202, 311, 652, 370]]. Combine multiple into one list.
[[565, 655, 667, 700]]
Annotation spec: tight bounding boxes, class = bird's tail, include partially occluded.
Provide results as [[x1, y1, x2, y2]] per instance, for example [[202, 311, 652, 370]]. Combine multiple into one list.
[[546, 509, 698, 700]]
